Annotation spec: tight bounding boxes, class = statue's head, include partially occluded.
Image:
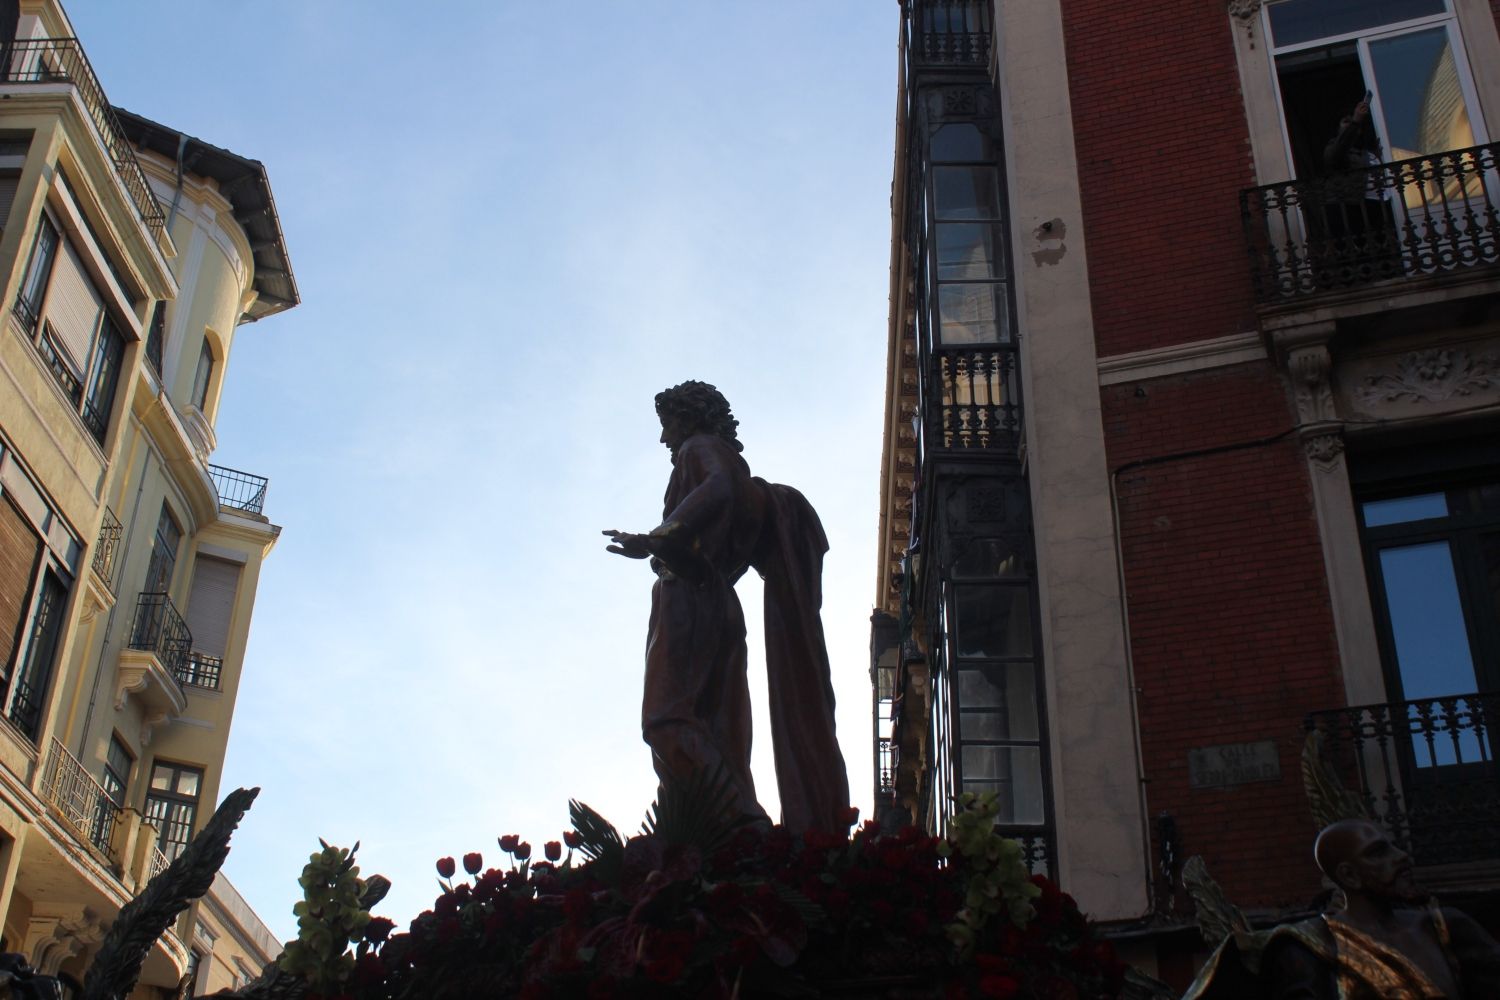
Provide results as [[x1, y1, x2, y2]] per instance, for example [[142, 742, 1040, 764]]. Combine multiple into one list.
[[654, 381, 742, 454], [1314, 818, 1422, 903]]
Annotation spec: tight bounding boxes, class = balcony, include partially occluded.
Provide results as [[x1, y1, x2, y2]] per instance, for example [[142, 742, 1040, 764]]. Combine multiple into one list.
[[1305, 692, 1499, 869], [207, 463, 268, 515], [129, 592, 191, 681], [905, 0, 992, 67], [1242, 141, 1499, 302], [925, 346, 1020, 453], [0, 38, 164, 238], [40, 737, 117, 856], [91, 507, 122, 593]]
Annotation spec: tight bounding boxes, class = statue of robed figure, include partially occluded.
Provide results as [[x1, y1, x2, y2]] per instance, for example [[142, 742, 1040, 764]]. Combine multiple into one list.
[[604, 381, 850, 833]]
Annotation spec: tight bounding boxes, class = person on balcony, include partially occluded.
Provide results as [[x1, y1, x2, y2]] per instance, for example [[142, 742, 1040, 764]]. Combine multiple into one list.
[[1319, 96, 1400, 285]]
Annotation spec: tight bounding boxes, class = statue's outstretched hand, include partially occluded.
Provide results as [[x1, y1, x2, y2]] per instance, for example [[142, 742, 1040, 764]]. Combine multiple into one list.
[[603, 529, 652, 559]]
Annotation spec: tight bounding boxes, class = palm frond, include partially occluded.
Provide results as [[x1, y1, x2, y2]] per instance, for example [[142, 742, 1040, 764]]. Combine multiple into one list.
[[82, 787, 259, 1000], [569, 798, 625, 883], [1301, 729, 1369, 828], [641, 764, 752, 856]]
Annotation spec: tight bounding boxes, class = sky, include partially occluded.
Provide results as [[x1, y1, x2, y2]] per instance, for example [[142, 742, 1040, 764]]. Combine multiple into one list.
[[66, 2, 899, 940]]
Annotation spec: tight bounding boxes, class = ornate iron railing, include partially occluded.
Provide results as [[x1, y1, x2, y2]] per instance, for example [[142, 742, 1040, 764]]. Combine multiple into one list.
[[177, 652, 222, 691], [1242, 141, 1500, 300], [1002, 827, 1053, 878], [91, 506, 122, 591], [1306, 693, 1499, 867], [877, 737, 895, 795], [129, 592, 192, 681], [928, 347, 1019, 451], [0, 38, 164, 237], [207, 464, 268, 515], [907, 0, 991, 66], [41, 737, 118, 855], [149, 844, 170, 882]]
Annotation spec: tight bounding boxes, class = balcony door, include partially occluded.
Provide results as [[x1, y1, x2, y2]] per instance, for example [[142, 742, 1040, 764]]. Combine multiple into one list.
[[1358, 475, 1500, 862], [1269, 0, 1486, 176]]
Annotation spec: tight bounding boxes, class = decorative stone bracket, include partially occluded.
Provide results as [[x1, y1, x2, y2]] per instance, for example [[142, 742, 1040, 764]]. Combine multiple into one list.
[[114, 649, 186, 745]]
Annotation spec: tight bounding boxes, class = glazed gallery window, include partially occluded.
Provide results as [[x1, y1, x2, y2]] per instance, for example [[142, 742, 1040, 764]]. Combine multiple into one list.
[[11, 213, 126, 445], [1267, 0, 1485, 180], [144, 762, 201, 860], [926, 123, 1011, 346]]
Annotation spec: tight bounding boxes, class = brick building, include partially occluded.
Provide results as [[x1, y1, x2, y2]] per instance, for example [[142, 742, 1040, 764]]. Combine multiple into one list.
[[872, 0, 1500, 984]]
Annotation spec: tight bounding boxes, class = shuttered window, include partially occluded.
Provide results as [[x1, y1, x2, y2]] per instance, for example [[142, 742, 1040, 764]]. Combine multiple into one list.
[[0, 495, 41, 683], [185, 557, 239, 658], [43, 238, 104, 378]]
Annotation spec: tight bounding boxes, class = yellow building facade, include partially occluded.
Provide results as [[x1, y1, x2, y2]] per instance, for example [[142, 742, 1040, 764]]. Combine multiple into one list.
[[0, 0, 296, 993]]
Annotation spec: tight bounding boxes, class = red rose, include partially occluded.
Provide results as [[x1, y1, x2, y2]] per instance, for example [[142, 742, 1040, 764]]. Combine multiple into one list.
[[545, 840, 562, 862], [363, 916, 395, 943], [435, 856, 456, 879], [499, 834, 521, 853], [563, 830, 583, 849], [463, 852, 483, 875]]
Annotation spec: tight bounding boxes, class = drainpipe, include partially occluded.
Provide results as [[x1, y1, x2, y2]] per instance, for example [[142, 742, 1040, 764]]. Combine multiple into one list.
[[164, 133, 188, 232]]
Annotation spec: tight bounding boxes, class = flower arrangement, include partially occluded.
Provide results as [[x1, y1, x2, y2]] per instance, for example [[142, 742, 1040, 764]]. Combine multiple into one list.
[[273, 789, 1125, 1000]]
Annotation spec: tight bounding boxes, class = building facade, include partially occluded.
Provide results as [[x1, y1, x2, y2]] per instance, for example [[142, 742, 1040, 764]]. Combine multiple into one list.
[[0, 0, 296, 993], [874, 0, 1500, 985]]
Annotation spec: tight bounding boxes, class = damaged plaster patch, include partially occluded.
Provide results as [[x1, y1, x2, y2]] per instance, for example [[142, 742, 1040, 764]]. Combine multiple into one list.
[[1031, 217, 1066, 267]]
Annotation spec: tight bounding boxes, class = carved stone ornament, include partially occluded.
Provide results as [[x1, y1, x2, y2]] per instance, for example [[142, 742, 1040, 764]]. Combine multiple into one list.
[[1303, 432, 1345, 468], [1289, 344, 1337, 425], [1227, 0, 1263, 46], [1356, 349, 1500, 406]]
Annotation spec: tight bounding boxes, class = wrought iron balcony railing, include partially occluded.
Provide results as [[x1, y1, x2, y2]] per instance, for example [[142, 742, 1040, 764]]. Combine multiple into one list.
[[41, 737, 118, 855], [91, 506, 122, 592], [877, 737, 895, 795], [1306, 692, 1499, 867], [926, 346, 1020, 453], [129, 592, 192, 681], [906, 0, 992, 66], [177, 652, 222, 692], [1242, 141, 1500, 301], [207, 463, 268, 515], [0, 38, 164, 238]]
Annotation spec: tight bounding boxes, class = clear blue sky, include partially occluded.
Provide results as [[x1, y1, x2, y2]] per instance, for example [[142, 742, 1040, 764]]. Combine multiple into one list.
[[68, 1, 897, 939]]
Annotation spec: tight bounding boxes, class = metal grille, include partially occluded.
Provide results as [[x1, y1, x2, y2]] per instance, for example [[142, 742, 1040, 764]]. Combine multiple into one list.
[[0, 39, 164, 237], [877, 737, 895, 795], [207, 464, 268, 515], [41, 738, 117, 855], [1306, 693, 1500, 866], [129, 591, 193, 682], [177, 652, 222, 691], [1242, 140, 1500, 300], [91, 507, 122, 591]]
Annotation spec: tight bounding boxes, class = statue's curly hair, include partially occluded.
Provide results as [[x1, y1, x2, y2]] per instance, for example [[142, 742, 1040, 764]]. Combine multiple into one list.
[[655, 380, 742, 452]]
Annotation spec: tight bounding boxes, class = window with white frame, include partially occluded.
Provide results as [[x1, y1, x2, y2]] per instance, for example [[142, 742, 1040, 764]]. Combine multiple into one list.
[[1267, 0, 1487, 180]]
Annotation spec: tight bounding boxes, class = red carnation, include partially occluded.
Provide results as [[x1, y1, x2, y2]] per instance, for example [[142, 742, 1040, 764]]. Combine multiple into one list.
[[435, 856, 456, 879], [463, 851, 483, 875]]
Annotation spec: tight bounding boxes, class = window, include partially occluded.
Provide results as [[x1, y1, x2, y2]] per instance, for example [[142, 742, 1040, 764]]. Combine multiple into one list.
[[1359, 476, 1500, 703], [12, 214, 127, 445], [927, 123, 1010, 346], [1268, 0, 1485, 180], [183, 556, 239, 690], [144, 762, 201, 860], [91, 734, 133, 850], [144, 504, 182, 596], [144, 302, 165, 378], [190, 339, 213, 411], [0, 448, 78, 744]]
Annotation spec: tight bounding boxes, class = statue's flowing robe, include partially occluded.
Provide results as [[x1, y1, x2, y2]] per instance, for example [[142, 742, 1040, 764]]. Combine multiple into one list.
[[1183, 907, 1500, 1000], [640, 433, 849, 831]]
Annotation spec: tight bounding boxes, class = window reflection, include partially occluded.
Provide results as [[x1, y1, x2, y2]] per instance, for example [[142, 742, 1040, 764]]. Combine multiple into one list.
[[1377, 541, 1477, 700]]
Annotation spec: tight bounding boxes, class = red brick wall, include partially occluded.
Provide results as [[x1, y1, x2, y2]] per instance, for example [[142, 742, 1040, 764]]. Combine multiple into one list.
[[1060, 0, 1257, 358], [1104, 362, 1344, 908]]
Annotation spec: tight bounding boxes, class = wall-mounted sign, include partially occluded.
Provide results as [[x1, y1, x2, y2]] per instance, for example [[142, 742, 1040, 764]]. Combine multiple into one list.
[[1188, 740, 1281, 789]]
